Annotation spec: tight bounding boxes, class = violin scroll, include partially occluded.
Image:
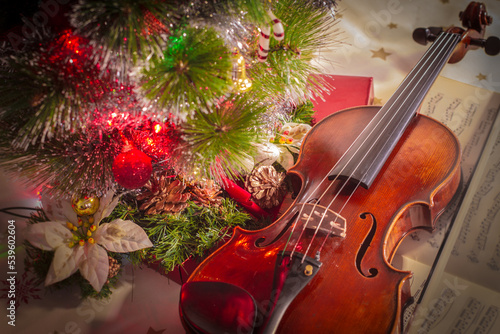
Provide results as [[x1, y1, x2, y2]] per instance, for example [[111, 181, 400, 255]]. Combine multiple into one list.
[[412, 1, 499, 58], [459, 1, 492, 32]]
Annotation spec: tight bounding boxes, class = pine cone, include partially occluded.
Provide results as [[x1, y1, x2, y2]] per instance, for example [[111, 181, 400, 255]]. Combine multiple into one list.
[[107, 256, 121, 284], [245, 166, 287, 209], [190, 179, 223, 207], [138, 172, 191, 215]]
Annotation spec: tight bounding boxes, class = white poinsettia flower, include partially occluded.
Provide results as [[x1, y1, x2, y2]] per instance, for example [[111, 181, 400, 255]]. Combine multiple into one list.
[[26, 190, 152, 292], [259, 122, 312, 170], [280, 122, 311, 153], [253, 142, 280, 166]]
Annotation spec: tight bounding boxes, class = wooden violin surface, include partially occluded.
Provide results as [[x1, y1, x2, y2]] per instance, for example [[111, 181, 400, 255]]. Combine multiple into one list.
[[183, 106, 461, 333]]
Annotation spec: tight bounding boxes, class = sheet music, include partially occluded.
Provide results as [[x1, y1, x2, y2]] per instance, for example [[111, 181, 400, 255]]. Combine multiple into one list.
[[446, 131, 500, 292], [408, 271, 500, 334], [403, 76, 500, 333], [396, 76, 500, 267]]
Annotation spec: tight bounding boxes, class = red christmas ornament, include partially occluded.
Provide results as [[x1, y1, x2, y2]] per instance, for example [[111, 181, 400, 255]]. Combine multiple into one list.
[[112, 143, 153, 189]]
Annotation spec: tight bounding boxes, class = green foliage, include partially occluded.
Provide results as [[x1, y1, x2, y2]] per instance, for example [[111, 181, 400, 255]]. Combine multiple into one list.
[[139, 26, 232, 114], [290, 101, 316, 124], [71, 0, 178, 64], [0, 125, 120, 197], [182, 94, 269, 178], [248, 0, 338, 102], [108, 198, 251, 273]]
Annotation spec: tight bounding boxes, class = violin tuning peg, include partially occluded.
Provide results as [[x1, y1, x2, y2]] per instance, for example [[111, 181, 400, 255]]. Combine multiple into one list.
[[412, 28, 429, 45], [412, 27, 443, 46], [484, 36, 500, 56], [471, 36, 500, 56]]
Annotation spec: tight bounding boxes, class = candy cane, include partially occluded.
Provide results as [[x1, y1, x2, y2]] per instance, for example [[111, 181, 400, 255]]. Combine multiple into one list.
[[258, 26, 271, 62], [258, 11, 284, 62], [268, 12, 284, 41]]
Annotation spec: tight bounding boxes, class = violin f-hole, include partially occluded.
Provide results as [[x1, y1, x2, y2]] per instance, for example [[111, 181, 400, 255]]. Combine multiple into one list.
[[355, 212, 379, 278]]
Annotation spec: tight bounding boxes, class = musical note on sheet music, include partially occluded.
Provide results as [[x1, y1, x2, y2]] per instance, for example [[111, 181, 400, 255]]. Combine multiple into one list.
[[444, 130, 499, 283], [475, 306, 499, 334], [415, 286, 499, 334], [447, 297, 483, 333]]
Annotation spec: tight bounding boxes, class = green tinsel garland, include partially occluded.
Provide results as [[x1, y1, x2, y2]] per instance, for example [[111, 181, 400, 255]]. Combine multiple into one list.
[[248, 0, 339, 102], [0, 125, 120, 197], [0, 32, 109, 149]]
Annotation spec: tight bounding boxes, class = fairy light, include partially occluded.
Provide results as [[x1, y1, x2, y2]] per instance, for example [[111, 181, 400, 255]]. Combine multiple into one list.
[[154, 123, 162, 133]]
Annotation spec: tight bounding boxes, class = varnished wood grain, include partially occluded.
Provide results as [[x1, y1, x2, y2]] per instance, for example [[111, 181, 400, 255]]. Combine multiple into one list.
[[185, 106, 461, 334]]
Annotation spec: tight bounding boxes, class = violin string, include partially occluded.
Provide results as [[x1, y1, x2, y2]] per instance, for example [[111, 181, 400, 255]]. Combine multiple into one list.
[[286, 32, 454, 260], [313, 32, 460, 257], [289, 32, 460, 262], [283, 35, 451, 259]]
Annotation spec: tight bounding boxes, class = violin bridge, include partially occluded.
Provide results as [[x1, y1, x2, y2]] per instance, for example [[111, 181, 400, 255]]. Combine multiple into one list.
[[299, 203, 347, 238]]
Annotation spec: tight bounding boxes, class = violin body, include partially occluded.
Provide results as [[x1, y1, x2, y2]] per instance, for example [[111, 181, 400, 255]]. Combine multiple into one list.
[[179, 2, 500, 331], [182, 105, 461, 333]]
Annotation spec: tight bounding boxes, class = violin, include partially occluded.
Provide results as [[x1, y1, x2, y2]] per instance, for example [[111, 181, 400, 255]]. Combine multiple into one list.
[[179, 2, 499, 333]]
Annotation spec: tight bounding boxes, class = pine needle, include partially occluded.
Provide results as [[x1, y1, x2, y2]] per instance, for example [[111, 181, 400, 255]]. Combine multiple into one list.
[[138, 26, 232, 115]]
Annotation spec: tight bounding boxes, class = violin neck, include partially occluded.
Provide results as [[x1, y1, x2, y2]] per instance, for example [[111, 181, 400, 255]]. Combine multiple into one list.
[[384, 32, 462, 119], [329, 32, 462, 189]]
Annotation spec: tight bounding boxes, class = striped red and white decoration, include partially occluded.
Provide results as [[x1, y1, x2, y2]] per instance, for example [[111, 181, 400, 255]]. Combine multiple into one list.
[[258, 11, 285, 62]]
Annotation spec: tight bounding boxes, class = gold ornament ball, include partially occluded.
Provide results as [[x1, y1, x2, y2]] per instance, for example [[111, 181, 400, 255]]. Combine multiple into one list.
[[71, 194, 100, 216]]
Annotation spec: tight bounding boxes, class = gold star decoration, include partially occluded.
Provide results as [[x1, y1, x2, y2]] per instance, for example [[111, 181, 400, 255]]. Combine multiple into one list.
[[370, 48, 391, 60], [476, 73, 487, 80], [388, 23, 398, 29], [373, 97, 383, 105]]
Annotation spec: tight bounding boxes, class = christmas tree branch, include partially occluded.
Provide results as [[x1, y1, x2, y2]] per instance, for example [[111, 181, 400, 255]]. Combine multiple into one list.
[[70, 0, 179, 66], [248, 0, 340, 102], [181, 94, 269, 179], [137, 26, 232, 115], [108, 198, 251, 273]]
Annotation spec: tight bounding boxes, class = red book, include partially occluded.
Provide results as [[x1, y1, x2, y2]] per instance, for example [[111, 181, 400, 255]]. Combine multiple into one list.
[[313, 75, 374, 122]]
